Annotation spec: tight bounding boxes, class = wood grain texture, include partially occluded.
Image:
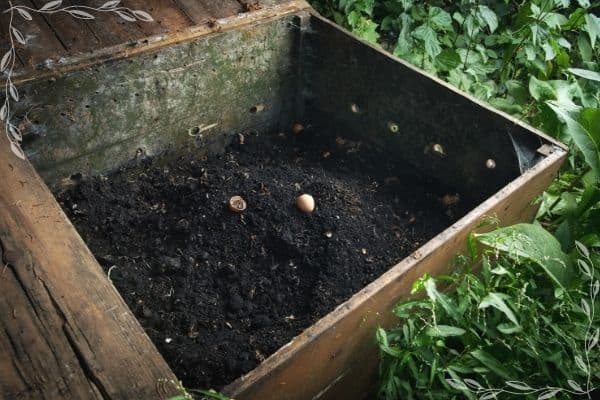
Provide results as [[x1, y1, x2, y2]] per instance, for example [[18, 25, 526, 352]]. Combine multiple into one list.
[[29, 0, 101, 54], [122, 0, 192, 36], [0, 0, 300, 75], [75, 0, 147, 47], [0, 133, 179, 399]]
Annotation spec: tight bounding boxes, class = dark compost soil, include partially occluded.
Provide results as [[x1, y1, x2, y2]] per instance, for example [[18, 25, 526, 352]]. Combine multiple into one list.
[[56, 129, 472, 389]]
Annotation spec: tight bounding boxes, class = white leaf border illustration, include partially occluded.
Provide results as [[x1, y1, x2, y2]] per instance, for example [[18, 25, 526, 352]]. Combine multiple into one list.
[[445, 241, 598, 399], [1, 0, 154, 159]]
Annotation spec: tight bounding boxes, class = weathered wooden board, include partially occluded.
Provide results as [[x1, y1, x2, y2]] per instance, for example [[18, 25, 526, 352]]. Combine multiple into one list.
[[0, 133, 180, 399], [1, 0, 302, 76]]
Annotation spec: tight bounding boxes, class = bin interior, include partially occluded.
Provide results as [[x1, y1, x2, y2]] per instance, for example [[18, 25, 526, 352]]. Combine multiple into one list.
[[13, 8, 559, 393]]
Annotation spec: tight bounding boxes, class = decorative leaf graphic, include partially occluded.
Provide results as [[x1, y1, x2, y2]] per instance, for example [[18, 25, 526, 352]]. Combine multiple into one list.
[[39, 0, 63, 11], [68, 10, 95, 19], [132, 10, 153, 21], [116, 10, 136, 21], [0, 50, 12, 72], [16, 8, 32, 20], [99, 0, 121, 9], [9, 83, 19, 102], [11, 27, 26, 45], [10, 141, 25, 159]]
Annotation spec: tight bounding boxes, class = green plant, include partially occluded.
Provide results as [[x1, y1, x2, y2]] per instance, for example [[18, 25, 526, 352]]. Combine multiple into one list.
[[377, 225, 599, 399], [308, 0, 600, 398]]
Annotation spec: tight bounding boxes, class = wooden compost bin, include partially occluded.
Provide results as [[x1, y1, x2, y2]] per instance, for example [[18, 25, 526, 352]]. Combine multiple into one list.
[[0, 1, 566, 399]]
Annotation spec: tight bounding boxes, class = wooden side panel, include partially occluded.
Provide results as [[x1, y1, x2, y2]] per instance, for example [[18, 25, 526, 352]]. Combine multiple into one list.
[[0, 133, 179, 399], [14, 14, 301, 187], [224, 146, 566, 400]]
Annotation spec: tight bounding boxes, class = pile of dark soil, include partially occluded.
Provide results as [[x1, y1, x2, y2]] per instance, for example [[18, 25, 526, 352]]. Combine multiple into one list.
[[57, 129, 471, 389]]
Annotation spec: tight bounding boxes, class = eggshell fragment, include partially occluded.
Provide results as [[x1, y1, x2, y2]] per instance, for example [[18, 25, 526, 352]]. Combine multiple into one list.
[[296, 194, 315, 213]]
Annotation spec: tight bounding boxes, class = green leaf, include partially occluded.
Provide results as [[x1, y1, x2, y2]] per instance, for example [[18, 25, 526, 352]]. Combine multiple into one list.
[[475, 224, 572, 288], [568, 68, 600, 82], [548, 103, 600, 177], [529, 76, 556, 101], [426, 325, 466, 337], [584, 13, 600, 48], [394, 13, 414, 56], [435, 48, 461, 71], [470, 349, 513, 380], [429, 6, 453, 31], [424, 278, 459, 321], [414, 24, 441, 58], [477, 5, 498, 33], [479, 292, 520, 326], [489, 97, 523, 114]]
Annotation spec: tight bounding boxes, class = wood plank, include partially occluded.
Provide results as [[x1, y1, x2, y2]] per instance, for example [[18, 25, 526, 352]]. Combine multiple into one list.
[[75, 0, 147, 47], [0, 133, 179, 399], [2, 0, 64, 69], [122, 0, 192, 36], [174, 0, 242, 24], [29, 0, 100, 55], [8, 0, 311, 84]]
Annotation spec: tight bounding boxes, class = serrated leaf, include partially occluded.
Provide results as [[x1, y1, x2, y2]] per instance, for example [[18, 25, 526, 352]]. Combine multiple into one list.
[[11, 27, 26, 45], [477, 5, 498, 33], [584, 14, 600, 48], [414, 24, 441, 58], [429, 6, 452, 31], [9, 83, 19, 102], [39, 0, 63, 11], [426, 325, 466, 337], [99, 0, 120, 9], [1, 50, 12, 72], [10, 140, 25, 159], [435, 48, 460, 71], [568, 68, 600, 82], [68, 10, 95, 19], [132, 10, 153, 22], [16, 8, 32, 20], [529, 76, 555, 101], [116, 10, 136, 22]]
